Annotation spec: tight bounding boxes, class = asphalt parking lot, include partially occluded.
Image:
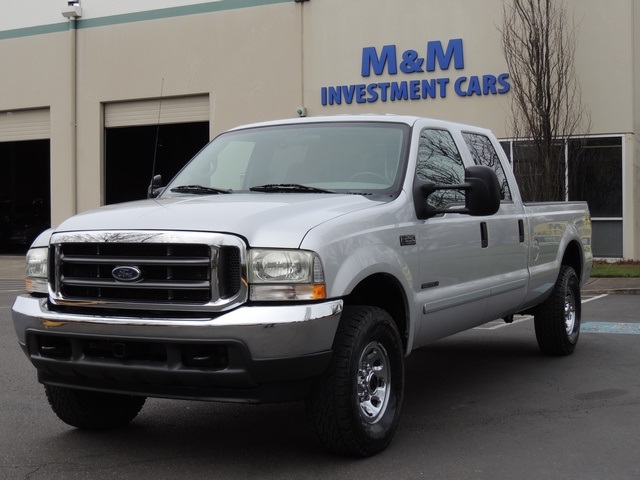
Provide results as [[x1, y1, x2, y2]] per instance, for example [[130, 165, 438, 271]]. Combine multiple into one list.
[[1, 274, 639, 479]]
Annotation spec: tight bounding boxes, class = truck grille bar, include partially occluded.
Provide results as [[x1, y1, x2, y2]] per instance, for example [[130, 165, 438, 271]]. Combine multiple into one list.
[[48, 231, 247, 312]]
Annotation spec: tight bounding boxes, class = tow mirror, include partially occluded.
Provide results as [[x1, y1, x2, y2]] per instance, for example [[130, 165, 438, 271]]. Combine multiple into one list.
[[415, 165, 501, 219]]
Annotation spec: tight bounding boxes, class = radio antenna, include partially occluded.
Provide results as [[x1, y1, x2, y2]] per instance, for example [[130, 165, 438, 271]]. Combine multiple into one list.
[[148, 78, 164, 197], [151, 78, 164, 180]]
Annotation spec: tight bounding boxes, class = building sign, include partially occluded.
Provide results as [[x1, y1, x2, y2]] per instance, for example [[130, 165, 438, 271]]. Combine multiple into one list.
[[320, 39, 510, 106]]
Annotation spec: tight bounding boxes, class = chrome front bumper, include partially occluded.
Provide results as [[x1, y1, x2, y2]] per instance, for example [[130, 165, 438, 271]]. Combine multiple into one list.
[[12, 295, 343, 359], [12, 295, 343, 402]]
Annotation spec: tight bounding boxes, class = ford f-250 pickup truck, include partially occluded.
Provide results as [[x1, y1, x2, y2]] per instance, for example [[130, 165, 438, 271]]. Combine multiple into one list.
[[12, 115, 592, 456]]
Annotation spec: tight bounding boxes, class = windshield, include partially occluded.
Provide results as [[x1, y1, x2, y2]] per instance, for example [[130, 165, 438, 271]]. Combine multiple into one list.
[[163, 122, 410, 196]]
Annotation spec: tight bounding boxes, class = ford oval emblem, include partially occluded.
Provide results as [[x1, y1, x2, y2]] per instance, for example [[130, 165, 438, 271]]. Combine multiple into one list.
[[112, 266, 143, 282]]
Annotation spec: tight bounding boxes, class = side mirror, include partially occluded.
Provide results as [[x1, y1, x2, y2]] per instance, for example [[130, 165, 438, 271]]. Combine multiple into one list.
[[147, 174, 164, 198], [415, 165, 501, 219]]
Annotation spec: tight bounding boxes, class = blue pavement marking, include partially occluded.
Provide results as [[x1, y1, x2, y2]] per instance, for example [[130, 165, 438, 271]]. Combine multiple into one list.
[[582, 322, 640, 334]]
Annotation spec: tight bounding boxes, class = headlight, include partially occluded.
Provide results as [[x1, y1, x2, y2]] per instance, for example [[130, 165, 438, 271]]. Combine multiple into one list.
[[248, 249, 326, 301], [25, 247, 48, 294]]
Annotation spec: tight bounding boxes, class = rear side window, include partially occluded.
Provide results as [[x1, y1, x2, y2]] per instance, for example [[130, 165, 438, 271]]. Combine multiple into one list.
[[462, 132, 512, 201], [416, 129, 466, 209]]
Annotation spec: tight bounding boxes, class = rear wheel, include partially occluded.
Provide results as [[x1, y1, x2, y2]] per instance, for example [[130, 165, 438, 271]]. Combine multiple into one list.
[[306, 306, 404, 457], [534, 265, 581, 356], [45, 385, 146, 430]]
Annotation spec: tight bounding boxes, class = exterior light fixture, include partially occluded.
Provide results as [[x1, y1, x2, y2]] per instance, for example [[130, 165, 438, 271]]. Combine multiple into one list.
[[61, 1, 82, 19]]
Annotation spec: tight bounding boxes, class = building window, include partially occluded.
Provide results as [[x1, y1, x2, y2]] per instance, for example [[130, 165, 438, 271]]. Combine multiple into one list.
[[512, 141, 566, 202], [501, 136, 623, 258], [568, 137, 622, 217], [569, 137, 623, 258], [499, 141, 512, 162]]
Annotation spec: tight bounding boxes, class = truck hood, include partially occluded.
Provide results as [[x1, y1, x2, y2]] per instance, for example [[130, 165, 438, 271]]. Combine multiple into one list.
[[55, 193, 384, 248]]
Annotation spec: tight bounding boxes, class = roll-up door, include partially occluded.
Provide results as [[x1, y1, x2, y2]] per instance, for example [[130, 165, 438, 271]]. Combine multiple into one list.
[[104, 95, 209, 128], [0, 108, 50, 142], [0, 109, 51, 251], [104, 95, 210, 205]]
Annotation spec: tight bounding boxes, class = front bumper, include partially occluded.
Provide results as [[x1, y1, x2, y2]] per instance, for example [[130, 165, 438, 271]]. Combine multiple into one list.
[[12, 295, 343, 403]]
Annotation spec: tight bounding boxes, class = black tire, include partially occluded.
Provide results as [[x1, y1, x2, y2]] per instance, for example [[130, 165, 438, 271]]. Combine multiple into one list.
[[534, 265, 581, 356], [45, 385, 146, 430], [306, 306, 404, 457]]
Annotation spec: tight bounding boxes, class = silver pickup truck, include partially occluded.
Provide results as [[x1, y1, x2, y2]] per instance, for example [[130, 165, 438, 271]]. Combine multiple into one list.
[[12, 115, 592, 456]]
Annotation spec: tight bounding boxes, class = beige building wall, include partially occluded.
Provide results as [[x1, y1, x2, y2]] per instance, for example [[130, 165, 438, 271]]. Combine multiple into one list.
[[75, 3, 302, 212], [0, 29, 76, 224], [303, 0, 635, 137], [0, 0, 639, 257], [302, 0, 512, 133]]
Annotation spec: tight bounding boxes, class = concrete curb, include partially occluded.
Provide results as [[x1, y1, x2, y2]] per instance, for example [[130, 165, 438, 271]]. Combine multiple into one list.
[[584, 277, 640, 296], [583, 288, 640, 296]]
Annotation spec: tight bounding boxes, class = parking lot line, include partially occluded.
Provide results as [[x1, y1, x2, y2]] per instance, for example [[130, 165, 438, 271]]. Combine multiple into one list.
[[581, 322, 640, 334], [582, 293, 609, 304]]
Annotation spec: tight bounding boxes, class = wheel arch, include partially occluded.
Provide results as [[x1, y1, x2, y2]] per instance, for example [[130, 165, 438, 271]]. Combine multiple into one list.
[[561, 239, 584, 282], [343, 273, 410, 353]]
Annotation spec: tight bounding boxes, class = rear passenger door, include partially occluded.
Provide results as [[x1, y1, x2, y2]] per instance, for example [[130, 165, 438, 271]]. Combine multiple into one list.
[[461, 131, 528, 318]]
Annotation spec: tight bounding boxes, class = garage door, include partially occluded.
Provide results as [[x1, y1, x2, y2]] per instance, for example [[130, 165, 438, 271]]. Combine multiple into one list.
[[0, 108, 50, 142], [104, 95, 209, 128]]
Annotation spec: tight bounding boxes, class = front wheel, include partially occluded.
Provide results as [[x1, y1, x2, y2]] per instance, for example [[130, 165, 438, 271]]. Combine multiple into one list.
[[45, 385, 146, 430], [534, 265, 581, 356], [306, 306, 404, 457]]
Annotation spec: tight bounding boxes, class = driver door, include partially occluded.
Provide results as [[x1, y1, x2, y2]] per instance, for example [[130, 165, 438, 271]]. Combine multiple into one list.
[[414, 128, 493, 345]]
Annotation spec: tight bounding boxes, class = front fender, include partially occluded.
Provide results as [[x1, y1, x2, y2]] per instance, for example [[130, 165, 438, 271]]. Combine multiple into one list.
[[330, 243, 414, 299], [299, 191, 421, 351], [322, 240, 420, 354]]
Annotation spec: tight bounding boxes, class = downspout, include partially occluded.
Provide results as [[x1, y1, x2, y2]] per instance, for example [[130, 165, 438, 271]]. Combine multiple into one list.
[[70, 17, 78, 214], [62, 1, 81, 215], [295, 0, 309, 117]]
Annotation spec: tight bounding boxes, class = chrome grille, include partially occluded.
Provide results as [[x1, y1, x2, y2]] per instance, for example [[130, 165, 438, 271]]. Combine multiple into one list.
[[49, 231, 247, 312]]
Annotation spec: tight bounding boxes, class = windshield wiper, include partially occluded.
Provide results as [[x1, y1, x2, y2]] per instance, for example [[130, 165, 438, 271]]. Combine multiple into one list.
[[249, 183, 335, 193], [170, 185, 232, 195]]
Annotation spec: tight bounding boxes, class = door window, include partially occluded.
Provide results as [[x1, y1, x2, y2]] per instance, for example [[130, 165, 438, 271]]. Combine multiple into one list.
[[416, 129, 465, 209], [462, 132, 512, 201]]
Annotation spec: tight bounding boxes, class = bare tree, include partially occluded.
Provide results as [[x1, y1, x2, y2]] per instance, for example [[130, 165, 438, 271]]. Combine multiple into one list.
[[499, 0, 590, 202]]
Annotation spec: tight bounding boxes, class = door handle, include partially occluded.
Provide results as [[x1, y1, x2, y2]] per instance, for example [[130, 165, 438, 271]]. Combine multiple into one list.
[[480, 222, 488, 248], [518, 219, 525, 243]]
